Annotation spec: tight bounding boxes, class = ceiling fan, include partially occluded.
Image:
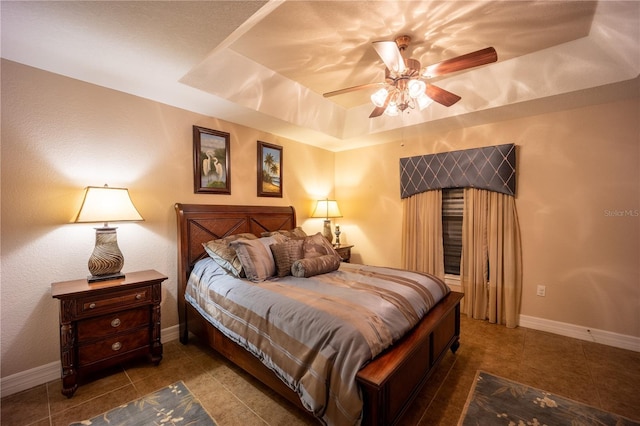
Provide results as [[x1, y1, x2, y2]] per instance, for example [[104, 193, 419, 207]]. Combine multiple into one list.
[[323, 36, 498, 118]]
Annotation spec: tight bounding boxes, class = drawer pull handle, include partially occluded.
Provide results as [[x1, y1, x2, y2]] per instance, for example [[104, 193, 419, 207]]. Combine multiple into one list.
[[112, 342, 122, 351], [135, 294, 143, 300], [89, 303, 96, 309], [111, 318, 121, 328]]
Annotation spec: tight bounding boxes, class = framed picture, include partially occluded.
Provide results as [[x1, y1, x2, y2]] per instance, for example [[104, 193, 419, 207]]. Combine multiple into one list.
[[257, 141, 282, 198], [193, 125, 231, 194]]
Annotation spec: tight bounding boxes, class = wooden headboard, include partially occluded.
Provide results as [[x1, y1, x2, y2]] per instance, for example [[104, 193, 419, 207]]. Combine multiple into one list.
[[174, 203, 296, 339]]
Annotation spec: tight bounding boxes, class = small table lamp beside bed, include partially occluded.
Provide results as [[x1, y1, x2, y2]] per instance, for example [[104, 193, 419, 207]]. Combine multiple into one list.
[[175, 203, 463, 426]]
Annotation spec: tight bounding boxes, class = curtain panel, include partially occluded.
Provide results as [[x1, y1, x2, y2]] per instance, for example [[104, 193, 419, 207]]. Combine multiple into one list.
[[401, 190, 445, 279], [461, 188, 522, 328]]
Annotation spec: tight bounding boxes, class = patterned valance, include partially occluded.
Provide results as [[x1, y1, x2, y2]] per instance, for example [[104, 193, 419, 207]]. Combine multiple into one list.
[[400, 143, 516, 198]]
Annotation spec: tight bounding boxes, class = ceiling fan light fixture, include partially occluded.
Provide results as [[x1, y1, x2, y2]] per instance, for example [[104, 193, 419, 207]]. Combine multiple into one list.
[[324, 36, 497, 119], [384, 102, 399, 116], [370, 88, 389, 107], [407, 79, 426, 98], [417, 93, 433, 110]]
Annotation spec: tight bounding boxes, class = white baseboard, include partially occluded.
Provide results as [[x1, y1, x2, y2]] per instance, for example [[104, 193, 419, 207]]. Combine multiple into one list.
[[0, 324, 180, 398], [519, 315, 640, 352]]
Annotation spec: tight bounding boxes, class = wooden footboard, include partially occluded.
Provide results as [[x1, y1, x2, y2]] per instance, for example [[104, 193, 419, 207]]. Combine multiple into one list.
[[175, 203, 463, 425], [357, 291, 463, 425]]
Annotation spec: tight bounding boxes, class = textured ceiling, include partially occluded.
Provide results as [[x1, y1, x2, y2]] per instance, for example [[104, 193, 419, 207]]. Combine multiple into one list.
[[229, 1, 597, 108], [2, 1, 639, 151]]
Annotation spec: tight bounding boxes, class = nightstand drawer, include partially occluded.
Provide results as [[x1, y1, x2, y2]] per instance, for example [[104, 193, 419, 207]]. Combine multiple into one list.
[[77, 307, 149, 341], [79, 286, 151, 315], [78, 328, 149, 366]]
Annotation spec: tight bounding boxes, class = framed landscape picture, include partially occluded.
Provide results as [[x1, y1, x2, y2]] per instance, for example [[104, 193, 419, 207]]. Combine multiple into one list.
[[257, 141, 282, 198], [193, 125, 231, 194]]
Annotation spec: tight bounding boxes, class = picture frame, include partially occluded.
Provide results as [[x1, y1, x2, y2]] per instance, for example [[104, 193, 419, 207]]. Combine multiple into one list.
[[257, 141, 283, 198], [193, 125, 231, 194]]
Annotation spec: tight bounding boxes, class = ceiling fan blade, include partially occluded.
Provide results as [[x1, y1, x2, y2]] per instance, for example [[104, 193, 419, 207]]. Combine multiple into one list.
[[369, 105, 386, 118], [422, 47, 497, 78], [323, 82, 383, 98], [426, 84, 461, 107], [369, 91, 392, 118], [372, 41, 405, 74]]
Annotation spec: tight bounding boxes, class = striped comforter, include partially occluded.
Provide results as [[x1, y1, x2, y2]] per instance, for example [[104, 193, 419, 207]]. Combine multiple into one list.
[[186, 258, 449, 426]]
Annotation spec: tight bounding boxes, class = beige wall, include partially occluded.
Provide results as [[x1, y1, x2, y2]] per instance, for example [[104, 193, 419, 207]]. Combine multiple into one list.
[[2, 58, 639, 381], [336, 98, 640, 338], [0, 60, 335, 377]]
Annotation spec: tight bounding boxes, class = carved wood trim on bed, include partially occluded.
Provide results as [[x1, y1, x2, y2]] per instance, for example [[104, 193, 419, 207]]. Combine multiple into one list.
[[174, 203, 462, 426]]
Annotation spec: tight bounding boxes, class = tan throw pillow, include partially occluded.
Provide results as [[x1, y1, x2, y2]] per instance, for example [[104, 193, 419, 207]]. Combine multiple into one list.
[[270, 239, 304, 277], [303, 232, 341, 259], [291, 254, 341, 278], [229, 235, 286, 282], [202, 240, 243, 277], [220, 233, 258, 242], [261, 227, 308, 238], [202, 233, 258, 277]]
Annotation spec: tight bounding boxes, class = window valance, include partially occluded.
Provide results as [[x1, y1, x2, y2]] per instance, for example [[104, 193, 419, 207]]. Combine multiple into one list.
[[399, 143, 516, 198]]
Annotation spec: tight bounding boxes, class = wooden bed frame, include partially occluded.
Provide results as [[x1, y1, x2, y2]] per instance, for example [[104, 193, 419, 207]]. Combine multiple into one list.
[[175, 203, 463, 425]]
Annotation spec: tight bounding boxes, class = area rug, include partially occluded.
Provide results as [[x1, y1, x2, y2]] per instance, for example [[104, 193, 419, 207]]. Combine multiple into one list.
[[70, 381, 216, 426], [458, 371, 639, 426]]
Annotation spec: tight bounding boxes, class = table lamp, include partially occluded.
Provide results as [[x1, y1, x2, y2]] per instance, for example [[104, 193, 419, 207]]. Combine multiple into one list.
[[311, 199, 342, 244], [74, 184, 144, 282]]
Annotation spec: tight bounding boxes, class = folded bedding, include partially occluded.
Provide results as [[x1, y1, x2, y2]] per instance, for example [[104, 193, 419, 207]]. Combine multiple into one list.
[[186, 257, 449, 426]]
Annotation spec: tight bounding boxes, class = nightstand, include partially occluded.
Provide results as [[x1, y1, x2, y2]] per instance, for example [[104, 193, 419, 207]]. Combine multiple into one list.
[[51, 270, 167, 397], [334, 244, 354, 263]]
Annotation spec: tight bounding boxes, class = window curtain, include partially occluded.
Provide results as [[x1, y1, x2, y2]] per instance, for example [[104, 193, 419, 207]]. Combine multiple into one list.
[[401, 190, 445, 279], [461, 188, 522, 328]]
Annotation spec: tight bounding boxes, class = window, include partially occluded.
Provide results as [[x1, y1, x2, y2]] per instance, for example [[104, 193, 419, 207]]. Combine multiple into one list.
[[442, 188, 463, 276]]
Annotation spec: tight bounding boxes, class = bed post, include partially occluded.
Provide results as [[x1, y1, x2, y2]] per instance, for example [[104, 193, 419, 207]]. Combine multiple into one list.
[[174, 203, 189, 343]]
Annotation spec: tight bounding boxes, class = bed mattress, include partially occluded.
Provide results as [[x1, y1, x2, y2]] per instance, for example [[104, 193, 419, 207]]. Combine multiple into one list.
[[186, 258, 449, 425]]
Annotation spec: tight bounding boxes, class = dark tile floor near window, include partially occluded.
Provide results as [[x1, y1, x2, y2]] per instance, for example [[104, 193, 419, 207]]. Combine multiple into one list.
[[2, 316, 639, 425]]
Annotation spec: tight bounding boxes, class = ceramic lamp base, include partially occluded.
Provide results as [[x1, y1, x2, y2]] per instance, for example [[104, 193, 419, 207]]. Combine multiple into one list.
[[87, 227, 125, 282], [322, 219, 333, 244]]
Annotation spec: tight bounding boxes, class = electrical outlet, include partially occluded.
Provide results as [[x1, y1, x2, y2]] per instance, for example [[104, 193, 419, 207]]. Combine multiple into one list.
[[536, 285, 546, 297]]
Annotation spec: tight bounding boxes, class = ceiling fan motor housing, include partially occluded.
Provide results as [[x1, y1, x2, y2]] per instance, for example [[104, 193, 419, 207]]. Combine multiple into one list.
[[395, 35, 411, 51]]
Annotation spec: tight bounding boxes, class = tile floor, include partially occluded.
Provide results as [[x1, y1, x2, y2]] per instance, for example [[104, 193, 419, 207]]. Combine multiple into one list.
[[2, 316, 639, 425]]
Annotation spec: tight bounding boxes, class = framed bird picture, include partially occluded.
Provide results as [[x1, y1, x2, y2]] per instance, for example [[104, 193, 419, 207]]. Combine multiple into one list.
[[257, 141, 282, 198], [193, 125, 231, 194]]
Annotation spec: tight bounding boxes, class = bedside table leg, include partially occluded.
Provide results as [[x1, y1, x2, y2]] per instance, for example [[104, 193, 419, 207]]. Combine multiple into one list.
[[59, 315, 78, 397], [150, 289, 163, 365]]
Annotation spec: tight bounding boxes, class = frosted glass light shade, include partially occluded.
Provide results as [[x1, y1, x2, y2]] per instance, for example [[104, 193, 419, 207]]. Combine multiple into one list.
[[75, 185, 143, 224], [417, 93, 434, 110], [370, 88, 389, 107], [407, 79, 426, 98], [384, 102, 399, 116]]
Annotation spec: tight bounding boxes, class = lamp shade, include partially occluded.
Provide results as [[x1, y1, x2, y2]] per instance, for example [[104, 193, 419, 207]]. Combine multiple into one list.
[[311, 199, 342, 219], [74, 185, 143, 224]]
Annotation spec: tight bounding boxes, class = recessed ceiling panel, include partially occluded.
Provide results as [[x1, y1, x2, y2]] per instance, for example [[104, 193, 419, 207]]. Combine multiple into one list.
[[229, 1, 597, 108]]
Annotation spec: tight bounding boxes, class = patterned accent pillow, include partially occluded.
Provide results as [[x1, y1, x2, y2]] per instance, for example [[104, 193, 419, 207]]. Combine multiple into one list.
[[202, 233, 258, 277], [229, 235, 286, 282], [303, 232, 341, 259], [261, 227, 307, 238], [291, 254, 340, 278], [202, 240, 243, 277], [270, 239, 304, 277]]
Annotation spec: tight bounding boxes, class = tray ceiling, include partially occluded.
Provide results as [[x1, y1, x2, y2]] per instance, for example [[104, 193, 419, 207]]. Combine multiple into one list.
[[2, 1, 639, 151]]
